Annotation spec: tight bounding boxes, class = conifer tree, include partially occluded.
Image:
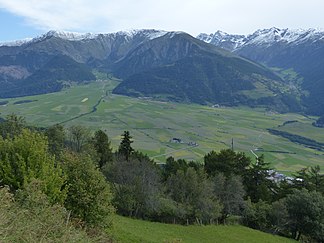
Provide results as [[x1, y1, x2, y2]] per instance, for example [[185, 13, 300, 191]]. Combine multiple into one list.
[[118, 131, 133, 161]]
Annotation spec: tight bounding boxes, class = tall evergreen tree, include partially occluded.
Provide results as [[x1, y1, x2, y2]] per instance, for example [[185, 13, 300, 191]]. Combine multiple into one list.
[[118, 131, 133, 161], [309, 165, 324, 193], [163, 157, 189, 180], [293, 165, 324, 193], [204, 149, 251, 177], [243, 155, 276, 202]]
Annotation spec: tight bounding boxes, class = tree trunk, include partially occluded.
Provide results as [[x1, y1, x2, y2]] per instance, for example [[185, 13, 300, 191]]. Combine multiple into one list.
[[196, 217, 201, 225], [296, 231, 302, 241], [65, 210, 71, 226]]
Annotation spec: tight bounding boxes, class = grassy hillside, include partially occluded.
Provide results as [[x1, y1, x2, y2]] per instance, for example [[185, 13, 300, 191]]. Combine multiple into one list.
[[0, 78, 323, 172], [109, 215, 294, 243]]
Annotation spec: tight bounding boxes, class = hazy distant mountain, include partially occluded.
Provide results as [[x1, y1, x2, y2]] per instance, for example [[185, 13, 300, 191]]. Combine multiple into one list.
[[0, 29, 300, 112], [198, 27, 324, 115]]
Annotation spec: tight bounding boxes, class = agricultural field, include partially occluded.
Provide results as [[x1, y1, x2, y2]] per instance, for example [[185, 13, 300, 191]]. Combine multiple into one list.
[[0, 78, 323, 173], [109, 215, 294, 243]]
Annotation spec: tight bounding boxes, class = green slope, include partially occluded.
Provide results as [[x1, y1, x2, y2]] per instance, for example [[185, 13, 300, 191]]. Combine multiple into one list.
[[109, 215, 294, 243]]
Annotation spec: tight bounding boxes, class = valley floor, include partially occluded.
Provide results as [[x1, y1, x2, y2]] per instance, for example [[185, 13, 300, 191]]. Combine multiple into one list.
[[1, 79, 323, 172]]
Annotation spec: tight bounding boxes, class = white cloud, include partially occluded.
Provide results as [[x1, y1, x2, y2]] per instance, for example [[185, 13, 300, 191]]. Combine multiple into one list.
[[0, 0, 324, 35]]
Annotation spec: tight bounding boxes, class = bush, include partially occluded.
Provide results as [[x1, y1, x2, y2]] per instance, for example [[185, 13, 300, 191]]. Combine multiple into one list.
[[0, 180, 110, 242]]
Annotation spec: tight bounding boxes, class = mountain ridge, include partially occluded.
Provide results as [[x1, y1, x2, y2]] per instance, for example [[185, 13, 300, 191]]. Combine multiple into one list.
[[0, 29, 170, 47], [0, 29, 302, 112], [197, 27, 324, 115], [197, 27, 324, 51]]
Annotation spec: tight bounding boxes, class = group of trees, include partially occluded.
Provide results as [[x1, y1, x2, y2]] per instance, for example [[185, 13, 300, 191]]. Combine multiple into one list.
[[105, 132, 324, 242], [1, 114, 324, 241], [0, 115, 114, 241]]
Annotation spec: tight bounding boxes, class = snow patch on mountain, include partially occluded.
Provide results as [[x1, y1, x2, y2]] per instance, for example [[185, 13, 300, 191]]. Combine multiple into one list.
[[246, 27, 324, 45], [117, 29, 168, 40], [0, 38, 33, 47], [45, 30, 98, 41], [30, 30, 99, 43], [0, 29, 169, 47], [198, 27, 324, 51], [0, 30, 98, 47]]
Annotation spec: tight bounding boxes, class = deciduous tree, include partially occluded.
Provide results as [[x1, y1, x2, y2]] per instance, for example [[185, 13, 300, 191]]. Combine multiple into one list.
[[62, 151, 114, 227], [0, 129, 66, 204], [104, 152, 161, 219], [0, 114, 26, 139], [68, 125, 91, 152], [166, 168, 222, 224], [285, 189, 324, 241], [45, 124, 66, 157], [212, 173, 245, 223]]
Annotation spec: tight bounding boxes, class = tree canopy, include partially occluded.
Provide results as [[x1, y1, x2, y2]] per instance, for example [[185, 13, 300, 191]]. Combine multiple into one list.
[[0, 129, 66, 204]]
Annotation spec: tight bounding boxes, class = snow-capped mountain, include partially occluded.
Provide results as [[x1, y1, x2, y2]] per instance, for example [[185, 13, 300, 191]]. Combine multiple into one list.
[[197, 31, 245, 51], [0, 29, 169, 47], [0, 28, 296, 112], [0, 31, 97, 47], [197, 27, 324, 51], [2, 27, 324, 114], [198, 27, 324, 115], [0, 38, 33, 47]]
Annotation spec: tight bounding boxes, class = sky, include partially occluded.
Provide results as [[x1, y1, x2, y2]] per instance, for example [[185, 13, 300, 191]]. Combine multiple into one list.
[[0, 0, 324, 42]]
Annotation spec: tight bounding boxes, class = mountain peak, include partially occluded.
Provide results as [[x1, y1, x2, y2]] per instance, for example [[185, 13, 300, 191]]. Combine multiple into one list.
[[43, 30, 97, 41], [0, 29, 171, 47], [114, 29, 168, 40], [0, 38, 33, 47], [197, 27, 324, 51], [246, 27, 324, 46], [0, 30, 98, 47]]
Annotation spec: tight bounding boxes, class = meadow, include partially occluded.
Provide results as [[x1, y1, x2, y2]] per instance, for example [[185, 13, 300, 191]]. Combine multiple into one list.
[[109, 215, 294, 243], [0, 78, 323, 173]]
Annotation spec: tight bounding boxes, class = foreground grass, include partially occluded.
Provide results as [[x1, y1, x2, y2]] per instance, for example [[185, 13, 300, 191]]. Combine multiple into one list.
[[108, 215, 294, 243]]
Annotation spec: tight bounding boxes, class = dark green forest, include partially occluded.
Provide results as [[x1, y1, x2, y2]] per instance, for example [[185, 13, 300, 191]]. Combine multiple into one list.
[[1, 114, 324, 242]]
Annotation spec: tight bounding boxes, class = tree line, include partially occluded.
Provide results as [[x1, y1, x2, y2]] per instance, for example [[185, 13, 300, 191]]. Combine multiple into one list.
[[1, 114, 324, 242]]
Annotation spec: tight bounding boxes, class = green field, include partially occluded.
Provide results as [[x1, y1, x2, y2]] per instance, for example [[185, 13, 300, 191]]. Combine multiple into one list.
[[0, 78, 323, 172], [109, 215, 293, 243]]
